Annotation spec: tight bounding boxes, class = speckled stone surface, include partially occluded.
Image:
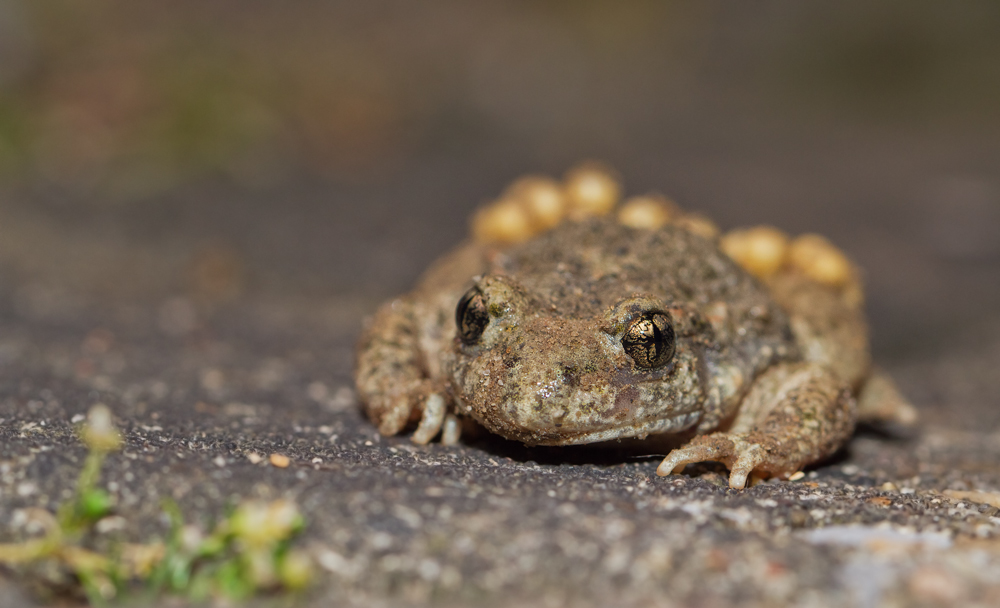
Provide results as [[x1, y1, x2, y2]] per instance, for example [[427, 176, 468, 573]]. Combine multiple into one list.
[[2, 132, 1000, 606]]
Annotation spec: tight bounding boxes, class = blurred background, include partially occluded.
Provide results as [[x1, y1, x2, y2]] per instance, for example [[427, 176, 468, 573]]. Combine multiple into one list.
[[0, 0, 998, 426]]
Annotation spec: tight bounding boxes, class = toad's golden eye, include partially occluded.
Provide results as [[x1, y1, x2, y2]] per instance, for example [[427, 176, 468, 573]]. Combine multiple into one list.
[[622, 312, 675, 368], [456, 287, 489, 344]]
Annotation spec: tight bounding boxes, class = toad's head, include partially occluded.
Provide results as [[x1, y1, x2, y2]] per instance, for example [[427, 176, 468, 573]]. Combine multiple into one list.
[[449, 275, 715, 445]]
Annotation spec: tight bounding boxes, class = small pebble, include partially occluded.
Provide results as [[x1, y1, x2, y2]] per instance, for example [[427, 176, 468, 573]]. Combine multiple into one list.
[[270, 453, 290, 468]]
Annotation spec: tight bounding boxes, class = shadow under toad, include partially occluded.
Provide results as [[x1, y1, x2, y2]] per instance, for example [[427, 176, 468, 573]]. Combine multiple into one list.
[[449, 416, 919, 478]]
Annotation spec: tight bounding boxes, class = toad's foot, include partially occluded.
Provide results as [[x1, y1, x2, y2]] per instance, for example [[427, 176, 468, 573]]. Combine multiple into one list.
[[857, 368, 918, 427], [658, 362, 856, 490], [656, 434, 767, 490], [362, 384, 462, 446], [356, 296, 462, 445]]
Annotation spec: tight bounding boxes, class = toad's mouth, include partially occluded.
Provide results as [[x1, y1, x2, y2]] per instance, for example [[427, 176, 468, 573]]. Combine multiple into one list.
[[510, 411, 704, 446], [459, 389, 704, 446]]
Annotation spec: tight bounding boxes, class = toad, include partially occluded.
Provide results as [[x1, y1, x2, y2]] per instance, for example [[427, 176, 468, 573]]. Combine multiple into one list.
[[355, 164, 915, 489]]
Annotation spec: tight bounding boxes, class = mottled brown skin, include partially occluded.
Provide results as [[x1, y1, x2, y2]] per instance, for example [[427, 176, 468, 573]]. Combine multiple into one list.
[[355, 218, 907, 489]]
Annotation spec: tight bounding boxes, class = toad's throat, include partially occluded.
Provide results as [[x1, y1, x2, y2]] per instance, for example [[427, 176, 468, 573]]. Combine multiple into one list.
[[476, 407, 704, 446]]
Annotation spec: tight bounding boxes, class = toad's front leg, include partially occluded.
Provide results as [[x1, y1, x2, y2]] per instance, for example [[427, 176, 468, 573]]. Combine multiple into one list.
[[355, 297, 461, 445], [657, 362, 855, 489]]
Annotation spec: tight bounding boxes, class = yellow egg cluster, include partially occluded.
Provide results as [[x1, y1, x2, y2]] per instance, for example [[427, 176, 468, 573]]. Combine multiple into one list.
[[470, 161, 857, 291], [472, 164, 618, 244], [720, 227, 855, 288], [471, 162, 713, 244]]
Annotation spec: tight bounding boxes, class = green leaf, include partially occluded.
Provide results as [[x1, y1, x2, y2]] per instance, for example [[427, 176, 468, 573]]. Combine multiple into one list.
[[79, 489, 113, 520]]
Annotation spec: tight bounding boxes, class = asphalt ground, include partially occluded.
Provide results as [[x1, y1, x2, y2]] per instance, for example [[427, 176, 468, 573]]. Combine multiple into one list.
[[1, 121, 1000, 607]]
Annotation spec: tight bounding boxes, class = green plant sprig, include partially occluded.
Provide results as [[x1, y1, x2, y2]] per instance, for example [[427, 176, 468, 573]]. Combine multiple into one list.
[[0, 404, 313, 604]]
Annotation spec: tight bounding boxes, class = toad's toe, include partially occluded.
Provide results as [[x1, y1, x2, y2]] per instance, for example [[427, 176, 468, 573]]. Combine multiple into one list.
[[375, 396, 413, 436], [656, 444, 723, 477], [728, 442, 766, 489], [412, 393, 446, 444]]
